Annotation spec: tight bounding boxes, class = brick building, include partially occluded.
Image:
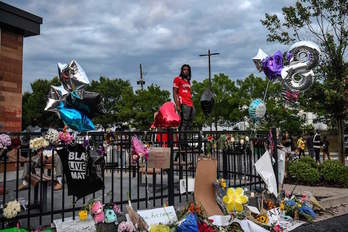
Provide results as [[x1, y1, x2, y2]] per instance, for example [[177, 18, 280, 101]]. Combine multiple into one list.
[[0, 2, 42, 132]]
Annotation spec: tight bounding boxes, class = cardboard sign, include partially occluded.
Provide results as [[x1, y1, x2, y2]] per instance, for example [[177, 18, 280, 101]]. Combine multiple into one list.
[[179, 178, 195, 194], [148, 147, 170, 169], [194, 159, 223, 216], [137, 206, 177, 225]]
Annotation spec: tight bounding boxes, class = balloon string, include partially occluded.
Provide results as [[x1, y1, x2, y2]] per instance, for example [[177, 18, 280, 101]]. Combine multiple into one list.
[[263, 80, 271, 102]]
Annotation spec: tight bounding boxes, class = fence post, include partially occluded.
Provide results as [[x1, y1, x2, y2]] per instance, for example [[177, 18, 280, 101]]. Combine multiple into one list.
[[222, 148, 228, 180], [167, 128, 175, 206], [271, 128, 279, 192]]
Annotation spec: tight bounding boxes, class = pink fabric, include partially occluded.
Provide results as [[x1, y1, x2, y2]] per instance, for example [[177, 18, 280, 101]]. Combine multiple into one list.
[[131, 136, 149, 162]]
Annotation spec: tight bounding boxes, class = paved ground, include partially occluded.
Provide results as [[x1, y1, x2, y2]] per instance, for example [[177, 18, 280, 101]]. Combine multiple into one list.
[[293, 213, 348, 232]]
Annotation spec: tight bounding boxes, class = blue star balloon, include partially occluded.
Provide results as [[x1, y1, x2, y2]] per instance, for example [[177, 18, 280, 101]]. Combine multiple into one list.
[[58, 103, 95, 132]]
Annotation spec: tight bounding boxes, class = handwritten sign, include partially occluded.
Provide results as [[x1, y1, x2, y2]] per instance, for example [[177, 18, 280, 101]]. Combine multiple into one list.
[[137, 206, 177, 225], [267, 207, 281, 225], [148, 147, 170, 169]]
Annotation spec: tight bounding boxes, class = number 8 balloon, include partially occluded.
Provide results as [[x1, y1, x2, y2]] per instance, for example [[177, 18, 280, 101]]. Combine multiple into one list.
[[253, 41, 321, 91], [282, 41, 320, 91]]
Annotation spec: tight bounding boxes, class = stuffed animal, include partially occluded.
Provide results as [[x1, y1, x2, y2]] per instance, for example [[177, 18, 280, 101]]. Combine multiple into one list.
[[104, 208, 117, 223], [91, 201, 104, 223]]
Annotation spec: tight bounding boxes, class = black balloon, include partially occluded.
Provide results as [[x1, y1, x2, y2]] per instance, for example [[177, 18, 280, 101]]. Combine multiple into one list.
[[65, 90, 106, 118], [200, 88, 214, 117]]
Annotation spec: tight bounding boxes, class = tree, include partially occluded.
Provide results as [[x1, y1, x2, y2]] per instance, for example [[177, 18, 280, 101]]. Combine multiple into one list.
[[22, 77, 62, 129], [132, 84, 170, 130], [261, 0, 347, 162], [87, 76, 135, 129], [236, 74, 305, 135], [191, 73, 240, 129], [191, 73, 305, 135]]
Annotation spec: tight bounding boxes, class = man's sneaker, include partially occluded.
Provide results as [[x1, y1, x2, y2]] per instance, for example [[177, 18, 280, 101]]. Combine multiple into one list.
[[18, 183, 28, 191], [54, 183, 62, 191]]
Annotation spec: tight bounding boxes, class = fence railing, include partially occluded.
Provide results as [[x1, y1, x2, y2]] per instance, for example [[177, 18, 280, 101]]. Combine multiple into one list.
[[0, 130, 268, 229]]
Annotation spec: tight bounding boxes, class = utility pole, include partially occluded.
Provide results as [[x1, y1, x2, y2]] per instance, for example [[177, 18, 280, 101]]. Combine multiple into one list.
[[199, 49, 220, 88], [200, 49, 220, 131], [137, 64, 145, 90]]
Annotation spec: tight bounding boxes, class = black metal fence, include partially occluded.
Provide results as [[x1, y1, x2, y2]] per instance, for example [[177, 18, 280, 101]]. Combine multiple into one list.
[[0, 130, 268, 229]]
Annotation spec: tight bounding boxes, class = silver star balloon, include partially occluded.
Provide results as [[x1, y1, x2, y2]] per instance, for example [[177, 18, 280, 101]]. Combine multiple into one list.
[[44, 98, 60, 112], [58, 60, 89, 91], [253, 48, 268, 72]]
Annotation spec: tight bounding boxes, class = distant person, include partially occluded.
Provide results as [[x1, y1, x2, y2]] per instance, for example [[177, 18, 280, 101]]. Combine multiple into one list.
[[173, 64, 195, 148], [306, 132, 315, 158], [322, 136, 330, 161], [297, 135, 305, 159], [313, 130, 322, 163], [282, 131, 292, 157]]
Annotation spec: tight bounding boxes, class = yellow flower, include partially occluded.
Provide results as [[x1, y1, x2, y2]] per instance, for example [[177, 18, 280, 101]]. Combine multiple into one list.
[[256, 214, 269, 224], [79, 210, 88, 221], [149, 225, 170, 232], [280, 200, 284, 211], [219, 178, 226, 189], [222, 187, 248, 212]]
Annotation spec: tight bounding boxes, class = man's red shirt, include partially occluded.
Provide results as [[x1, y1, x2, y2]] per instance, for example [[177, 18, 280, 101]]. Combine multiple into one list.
[[173, 76, 193, 107]]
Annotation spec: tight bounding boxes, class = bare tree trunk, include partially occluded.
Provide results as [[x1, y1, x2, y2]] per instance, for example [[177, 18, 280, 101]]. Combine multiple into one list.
[[337, 117, 344, 164]]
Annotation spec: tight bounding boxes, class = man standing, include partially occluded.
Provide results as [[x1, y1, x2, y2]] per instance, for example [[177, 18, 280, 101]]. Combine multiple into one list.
[[306, 132, 315, 158], [313, 130, 322, 163], [173, 64, 195, 147]]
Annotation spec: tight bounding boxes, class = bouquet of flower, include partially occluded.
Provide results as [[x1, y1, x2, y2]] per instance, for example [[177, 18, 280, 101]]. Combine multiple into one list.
[[45, 128, 59, 144], [131, 136, 149, 163], [0, 134, 11, 149], [118, 221, 136, 232], [3, 200, 21, 219], [58, 131, 74, 144], [283, 195, 316, 222], [205, 135, 217, 154], [29, 137, 49, 150], [213, 178, 228, 214]]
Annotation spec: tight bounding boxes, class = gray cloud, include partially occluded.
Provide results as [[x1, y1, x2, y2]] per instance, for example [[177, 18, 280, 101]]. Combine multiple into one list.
[[4, 0, 295, 92]]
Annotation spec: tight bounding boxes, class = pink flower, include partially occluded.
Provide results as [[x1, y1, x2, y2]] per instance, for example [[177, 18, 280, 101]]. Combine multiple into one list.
[[118, 221, 136, 232]]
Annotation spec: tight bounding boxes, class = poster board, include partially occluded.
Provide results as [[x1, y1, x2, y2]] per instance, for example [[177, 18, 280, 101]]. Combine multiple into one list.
[[148, 147, 170, 169], [194, 159, 223, 216], [137, 206, 177, 225]]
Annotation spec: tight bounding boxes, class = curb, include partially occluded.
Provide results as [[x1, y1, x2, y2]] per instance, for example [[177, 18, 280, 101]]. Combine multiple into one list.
[[319, 193, 348, 209]]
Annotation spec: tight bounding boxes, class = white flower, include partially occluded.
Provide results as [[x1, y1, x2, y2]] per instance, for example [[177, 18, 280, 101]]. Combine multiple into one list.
[[45, 129, 59, 144], [29, 137, 49, 150], [3, 200, 20, 219]]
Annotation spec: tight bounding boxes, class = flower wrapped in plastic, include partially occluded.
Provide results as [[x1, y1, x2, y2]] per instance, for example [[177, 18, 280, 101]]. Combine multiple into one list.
[[222, 187, 248, 213], [45, 128, 59, 144], [131, 136, 149, 163], [0, 134, 11, 149], [213, 179, 229, 214], [3, 200, 21, 219], [58, 131, 74, 144], [118, 221, 136, 232], [29, 137, 49, 150]]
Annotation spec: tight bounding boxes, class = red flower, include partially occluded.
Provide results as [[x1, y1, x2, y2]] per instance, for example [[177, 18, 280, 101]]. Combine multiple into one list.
[[198, 222, 216, 232], [207, 135, 213, 141]]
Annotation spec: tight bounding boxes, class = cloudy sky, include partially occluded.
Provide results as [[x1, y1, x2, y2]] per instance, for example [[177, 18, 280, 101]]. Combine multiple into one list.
[[4, 0, 294, 93]]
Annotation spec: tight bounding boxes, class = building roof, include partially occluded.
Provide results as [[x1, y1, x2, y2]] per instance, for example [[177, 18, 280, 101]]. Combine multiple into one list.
[[0, 1, 42, 37]]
